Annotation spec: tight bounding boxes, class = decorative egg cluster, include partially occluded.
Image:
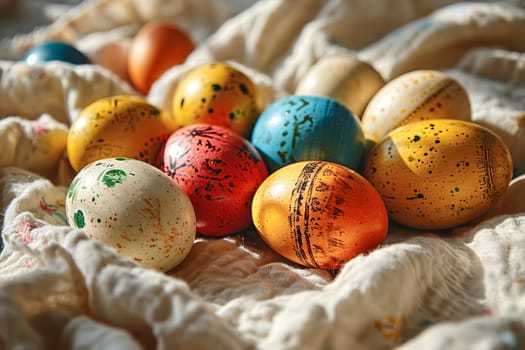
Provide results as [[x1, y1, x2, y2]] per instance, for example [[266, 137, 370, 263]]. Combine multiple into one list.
[[65, 157, 196, 271], [22, 21, 195, 95], [55, 42, 515, 272], [172, 62, 261, 137]]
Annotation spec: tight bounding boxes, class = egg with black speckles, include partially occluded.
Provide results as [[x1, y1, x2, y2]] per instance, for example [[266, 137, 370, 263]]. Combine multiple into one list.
[[172, 62, 260, 137], [361, 70, 471, 143], [363, 119, 513, 230], [161, 123, 268, 236], [251, 160, 389, 270], [295, 54, 385, 118], [65, 157, 196, 271], [67, 96, 178, 172], [250, 95, 366, 172]]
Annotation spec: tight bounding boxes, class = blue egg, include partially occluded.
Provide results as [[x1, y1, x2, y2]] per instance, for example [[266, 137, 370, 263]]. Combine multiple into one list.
[[251, 95, 366, 172], [23, 41, 90, 65]]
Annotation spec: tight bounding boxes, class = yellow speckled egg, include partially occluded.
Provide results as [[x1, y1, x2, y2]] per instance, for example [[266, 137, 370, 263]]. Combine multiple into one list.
[[361, 70, 471, 143], [363, 119, 513, 230], [295, 54, 385, 117], [172, 62, 260, 137], [252, 161, 388, 270], [65, 157, 196, 271], [67, 96, 177, 172]]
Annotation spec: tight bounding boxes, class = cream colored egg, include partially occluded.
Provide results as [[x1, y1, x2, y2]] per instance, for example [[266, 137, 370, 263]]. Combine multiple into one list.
[[296, 54, 385, 117], [361, 70, 471, 143], [66, 157, 196, 271], [364, 119, 513, 230]]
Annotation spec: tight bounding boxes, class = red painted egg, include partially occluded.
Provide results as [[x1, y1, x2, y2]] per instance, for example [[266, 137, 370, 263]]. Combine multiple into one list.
[[161, 123, 268, 236]]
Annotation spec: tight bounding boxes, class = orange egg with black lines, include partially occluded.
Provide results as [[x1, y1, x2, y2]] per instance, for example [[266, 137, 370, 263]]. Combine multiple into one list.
[[251, 160, 388, 270]]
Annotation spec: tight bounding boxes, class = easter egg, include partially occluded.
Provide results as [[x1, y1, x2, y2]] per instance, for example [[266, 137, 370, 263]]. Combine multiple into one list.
[[250, 95, 366, 172], [161, 123, 268, 236], [65, 157, 196, 271], [172, 62, 260, 137], [98, 41, 130, 82], [361, 70, 471, 143], [67, 95, 177, 172], [128, 21, 195, 94], [252, 160, 388, 270], [363, 119, 513, 230], [24, 41, 90, 65], [295, 54, 385, 118]]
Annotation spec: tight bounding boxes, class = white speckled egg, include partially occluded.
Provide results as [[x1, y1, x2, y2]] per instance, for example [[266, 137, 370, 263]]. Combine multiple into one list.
[[361, 70, 471, 143], [296, 54, 385, 117], [65, 157, 196, 271]]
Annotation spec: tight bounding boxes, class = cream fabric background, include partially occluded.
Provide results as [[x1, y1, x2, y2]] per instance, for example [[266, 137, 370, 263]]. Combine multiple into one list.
[[0, 0, 525, 349]]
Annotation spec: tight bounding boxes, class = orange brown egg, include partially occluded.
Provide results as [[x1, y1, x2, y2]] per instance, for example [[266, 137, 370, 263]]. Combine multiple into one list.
[[128, 21, 195, 94]]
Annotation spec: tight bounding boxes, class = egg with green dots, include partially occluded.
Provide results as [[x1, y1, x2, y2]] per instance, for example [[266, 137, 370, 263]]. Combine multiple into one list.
[[65, 157, 196, 271], [67, 95, 178, 173], [172, 62, 261, 137], [363, 119, 513, 230]]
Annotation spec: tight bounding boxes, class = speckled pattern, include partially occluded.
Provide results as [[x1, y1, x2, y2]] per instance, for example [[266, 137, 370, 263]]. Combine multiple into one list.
[[67, 95, 177, 172], [252, 160, 389, 270], [172, 62, 260, 137], [251, 95, 366, 172], [361, 70, 471, 143], [161, 123, 268, 236], [65, 157, 196, 271], [364, 119, 513, 230]]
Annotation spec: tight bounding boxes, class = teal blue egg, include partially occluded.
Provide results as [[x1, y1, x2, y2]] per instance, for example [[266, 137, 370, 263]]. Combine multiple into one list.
[[250, 95, 366, 172], [24, 41, 90, 65]]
